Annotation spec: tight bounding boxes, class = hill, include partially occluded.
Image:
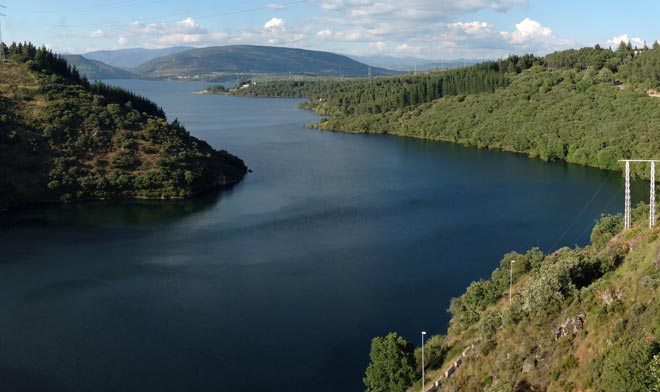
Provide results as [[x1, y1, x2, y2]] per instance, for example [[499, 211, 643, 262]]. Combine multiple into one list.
[[231, 43, 660, 179], [134, 45, 398, 79], [347, 54, 484, 71], [61, 54, 137, 79], [0, 43, 247, 211], [83, 46, 192, 69], [364, 205, 660, 392]]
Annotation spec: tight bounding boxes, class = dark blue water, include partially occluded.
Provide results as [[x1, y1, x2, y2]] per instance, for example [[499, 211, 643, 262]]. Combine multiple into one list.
[[0, 80, 647, 392]]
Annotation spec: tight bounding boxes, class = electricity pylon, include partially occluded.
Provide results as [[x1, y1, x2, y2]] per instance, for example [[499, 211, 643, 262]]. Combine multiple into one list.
[[618, 159, 659, 229]]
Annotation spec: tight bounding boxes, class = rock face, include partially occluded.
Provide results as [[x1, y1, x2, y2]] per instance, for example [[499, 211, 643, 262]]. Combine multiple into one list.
[[599, 287, 624, 306], [522, 356, 537, 373], [554, 314, 586, 340]]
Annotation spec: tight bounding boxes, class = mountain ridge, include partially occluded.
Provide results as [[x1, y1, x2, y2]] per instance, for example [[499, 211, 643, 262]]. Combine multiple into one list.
[[61, 54, 137, 79], [135, 45, 399, 78], [83, 46, 192, 69]]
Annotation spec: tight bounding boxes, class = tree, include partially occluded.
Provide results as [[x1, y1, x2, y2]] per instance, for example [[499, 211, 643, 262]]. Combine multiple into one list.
[[364, 332, 417, 392]]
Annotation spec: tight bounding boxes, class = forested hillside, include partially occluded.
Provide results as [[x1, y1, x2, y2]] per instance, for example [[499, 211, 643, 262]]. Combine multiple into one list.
[[0, 43, 247, 211], [61, 54, 137, 80], [364, 205, 660, 392], [231, 43, 660, 178], [135, 45, 397, 78]]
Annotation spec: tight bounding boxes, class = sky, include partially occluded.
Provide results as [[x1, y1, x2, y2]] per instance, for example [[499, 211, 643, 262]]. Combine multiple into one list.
[[4, 0, 660, 59]]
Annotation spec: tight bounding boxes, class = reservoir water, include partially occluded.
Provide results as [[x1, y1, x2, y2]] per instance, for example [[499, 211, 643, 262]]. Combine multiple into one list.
[[0, 80, 647, 392]]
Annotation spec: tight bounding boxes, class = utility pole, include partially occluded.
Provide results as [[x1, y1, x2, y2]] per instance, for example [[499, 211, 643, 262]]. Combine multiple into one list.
[[0, 1, 6, 61], [509, 260, 515, 304], [421, 331, 426, 391]]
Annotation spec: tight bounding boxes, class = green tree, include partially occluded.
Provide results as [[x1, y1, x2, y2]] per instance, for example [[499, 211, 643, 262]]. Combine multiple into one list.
[[590, 213, 623, 249], [364, 333, 417, 392]]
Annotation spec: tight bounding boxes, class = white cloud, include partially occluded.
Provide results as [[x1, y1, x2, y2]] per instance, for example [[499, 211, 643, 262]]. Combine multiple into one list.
[[315, 0, 526, 21], [264, 17, 286, 31], [607, 33, 645, 48], [118, 36, 127, 45], [395, 43, 422, 55], [500, 18, 552, 44], [317, 28, 333, 38], [90, 29, 105, 38], [369, 41, 387, 51], [448, 21, 492, 35], [265, 3, 286, 9]]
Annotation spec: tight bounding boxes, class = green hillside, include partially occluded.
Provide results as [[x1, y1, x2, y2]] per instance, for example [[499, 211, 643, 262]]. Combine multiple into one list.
[[134, 45, 398, 79], [0, 43, 247, 211], [231, 43, 660, 179], [365, 206, 660, 392], [83, 46, 192, 69], [61, 54, 137, 79]]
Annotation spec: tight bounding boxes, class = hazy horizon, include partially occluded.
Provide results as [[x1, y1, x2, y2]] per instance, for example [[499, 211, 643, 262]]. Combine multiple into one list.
[[5, 0, 659, 61]]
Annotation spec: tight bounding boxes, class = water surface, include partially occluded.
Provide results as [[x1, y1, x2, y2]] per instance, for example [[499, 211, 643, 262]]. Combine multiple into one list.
[[0, 80, 647, 392]]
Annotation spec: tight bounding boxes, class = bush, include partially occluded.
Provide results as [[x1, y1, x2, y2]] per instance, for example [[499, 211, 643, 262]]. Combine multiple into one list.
[[484, 379, 513, 392], [415, 334, 446, 373], [591, 339, 658, 392], [364, 332, 417, 392], [591, 214, 623, 249]]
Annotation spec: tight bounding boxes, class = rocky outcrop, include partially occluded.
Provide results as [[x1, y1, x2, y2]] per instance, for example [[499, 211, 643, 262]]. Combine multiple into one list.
[[554, 314, 586, 340]]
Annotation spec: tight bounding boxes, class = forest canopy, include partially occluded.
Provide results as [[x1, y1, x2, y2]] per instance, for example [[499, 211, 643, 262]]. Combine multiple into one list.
[[227, 44, 660, 178]]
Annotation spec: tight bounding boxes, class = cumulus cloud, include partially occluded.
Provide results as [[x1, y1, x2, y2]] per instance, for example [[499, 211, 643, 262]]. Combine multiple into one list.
[[448, 21, 492, 35], [607, 33, 645, 48], [75, 1, 579, 59], [500, 18, 552, 44], [395, 43, 422, 55], [264, 17, 286, 31], [369, 41, 388, 51], [315, 0, 526, 21], [317, 28, 333, 38], [90, 29, 105, 38]]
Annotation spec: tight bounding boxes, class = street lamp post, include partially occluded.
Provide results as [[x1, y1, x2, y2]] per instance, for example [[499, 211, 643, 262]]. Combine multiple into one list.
[[509, 260, 515, 305], [421, 331, 427, 391]]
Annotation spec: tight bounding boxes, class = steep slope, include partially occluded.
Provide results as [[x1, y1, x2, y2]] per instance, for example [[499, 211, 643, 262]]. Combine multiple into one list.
[[421, 207, 659, 392], [83, 46, 192, 69], [135, 45, 397, 78], [61, 54, 137, 79], [0, 43, 247, 211], [363, 207, 660, 392]]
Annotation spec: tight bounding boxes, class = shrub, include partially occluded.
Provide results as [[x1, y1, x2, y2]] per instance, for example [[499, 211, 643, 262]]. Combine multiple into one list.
[[591, 214, 623, 249], [484, 379, 513, 392], [364, 332, 417, 392], [591, 339, 658, 392]]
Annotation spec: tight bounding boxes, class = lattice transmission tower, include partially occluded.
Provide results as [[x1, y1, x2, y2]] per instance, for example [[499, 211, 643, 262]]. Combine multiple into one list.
[[619, 159, 658, 229]]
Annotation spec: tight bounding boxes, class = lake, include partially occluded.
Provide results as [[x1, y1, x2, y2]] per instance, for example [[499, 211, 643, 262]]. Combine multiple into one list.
[[0, 80, 647, 392]]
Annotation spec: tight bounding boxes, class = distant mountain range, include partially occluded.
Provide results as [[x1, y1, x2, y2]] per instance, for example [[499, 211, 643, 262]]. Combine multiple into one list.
[[61, 55, 137, 80], [348, 54, 485, 71], [63, 45, 420, 80], [83, 47, 192, 70], [134, 45, 398, 78]]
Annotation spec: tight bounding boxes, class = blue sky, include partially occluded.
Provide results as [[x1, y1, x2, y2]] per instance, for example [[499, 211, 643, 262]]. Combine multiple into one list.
[[4, 0, 659, 59]]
